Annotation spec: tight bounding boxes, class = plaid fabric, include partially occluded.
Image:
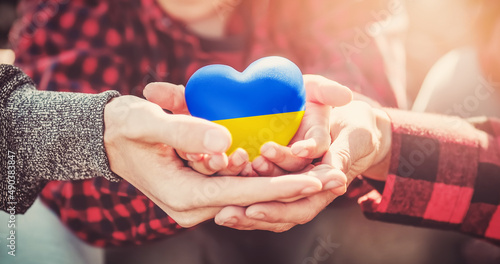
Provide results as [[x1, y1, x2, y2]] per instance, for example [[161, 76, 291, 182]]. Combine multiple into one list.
[[11, 0, 397, 246], [360, 109, 500, 246]]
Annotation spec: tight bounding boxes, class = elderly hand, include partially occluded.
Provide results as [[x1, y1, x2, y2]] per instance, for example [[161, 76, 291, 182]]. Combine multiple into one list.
[[214, 100, 392, 231], [251, 74, 352, 176]]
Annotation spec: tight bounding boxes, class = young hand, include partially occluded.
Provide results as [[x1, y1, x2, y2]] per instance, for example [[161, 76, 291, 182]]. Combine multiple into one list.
[[143, 75, 353, 177], [143, 83, 250, 176], [102, 95, 341, 227]]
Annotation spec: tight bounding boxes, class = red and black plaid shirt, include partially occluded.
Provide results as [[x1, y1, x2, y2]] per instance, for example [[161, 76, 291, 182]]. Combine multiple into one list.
[[11, 0, 498, 247], [360, 110, 500, 246]]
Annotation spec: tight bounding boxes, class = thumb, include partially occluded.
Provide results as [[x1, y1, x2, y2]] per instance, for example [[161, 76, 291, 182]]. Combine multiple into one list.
[[290, 103, 331, 159], [143, 82, 190, 114], [322, 130, 352, 176], [145, 111, 232, 154], [303, 74, 353, 107], [322, 124, 376, 184], [320, 131, 353, 195]]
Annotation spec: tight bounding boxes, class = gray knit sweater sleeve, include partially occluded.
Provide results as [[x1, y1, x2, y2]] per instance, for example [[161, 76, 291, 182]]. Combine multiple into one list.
[[1, 64, 121, 214]]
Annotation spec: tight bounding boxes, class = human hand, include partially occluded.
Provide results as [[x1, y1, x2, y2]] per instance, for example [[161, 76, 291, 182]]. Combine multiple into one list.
[[103, 95, 340, 227], [143, 75, 352, 176], [143, 82, 250, 176], [215, 100, 392, 231], [251, 74, 352, 176]]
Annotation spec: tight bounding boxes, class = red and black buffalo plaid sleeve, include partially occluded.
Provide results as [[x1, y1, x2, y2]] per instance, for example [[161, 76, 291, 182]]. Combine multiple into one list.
[[360, 109, 500, 246]]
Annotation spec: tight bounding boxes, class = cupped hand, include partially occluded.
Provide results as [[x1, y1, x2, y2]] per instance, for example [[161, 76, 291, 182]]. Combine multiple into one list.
[[103, 95, 339, 227], [251, 74, 352, 176], [143, 75, 353, 177], [143, 82, 251, 176], [215, 100, 392, 232]]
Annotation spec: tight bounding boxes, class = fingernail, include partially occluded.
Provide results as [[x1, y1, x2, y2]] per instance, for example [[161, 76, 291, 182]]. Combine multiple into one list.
[[248, 212, 265, 220], [232, 150, 247, 167], [324, 180, 344, 191], [253, 157, 269, 172], [208, 155, 225, 170], [204, 129, 230, 153], [142, 86, 152, 98], [241, 164, 251, 176], [261, 144, 276, 159], [208, 157, 219, 170], [186, 153, 202, 161], [220, 217, 237, 226], [301, 186, 320, 195]]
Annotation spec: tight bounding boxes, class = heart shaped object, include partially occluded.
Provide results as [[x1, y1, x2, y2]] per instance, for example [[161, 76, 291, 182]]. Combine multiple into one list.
[[185, 56, 306, 160]]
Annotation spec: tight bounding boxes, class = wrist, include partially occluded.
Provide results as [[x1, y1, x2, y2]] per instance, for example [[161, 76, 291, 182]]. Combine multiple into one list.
[[363, 108, 391, 181], [103, 96, 137, 177]]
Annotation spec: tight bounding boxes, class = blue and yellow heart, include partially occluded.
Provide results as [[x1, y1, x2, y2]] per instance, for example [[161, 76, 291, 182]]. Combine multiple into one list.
[[185, 56, 306, 160]]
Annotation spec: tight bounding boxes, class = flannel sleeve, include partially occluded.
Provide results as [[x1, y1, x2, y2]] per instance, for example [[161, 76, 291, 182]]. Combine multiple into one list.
[[359, 109, 500, 246]]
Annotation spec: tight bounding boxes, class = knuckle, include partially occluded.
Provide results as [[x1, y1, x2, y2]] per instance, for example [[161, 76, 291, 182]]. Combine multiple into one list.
[[335, 148, 352, 171], [349, 126, 376, 151], [163, 115, 194, 146], [350, 126, 373, 139], [270, 148, 287, 163], [122, 103, 161, 140]]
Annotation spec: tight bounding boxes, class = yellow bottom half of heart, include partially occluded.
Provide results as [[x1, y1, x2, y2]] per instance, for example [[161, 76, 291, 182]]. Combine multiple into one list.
[[213, 111, 305, 161]]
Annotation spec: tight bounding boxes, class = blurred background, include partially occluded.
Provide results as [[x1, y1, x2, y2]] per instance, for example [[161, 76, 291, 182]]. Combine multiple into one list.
[[0, 0, 16, 64], [0, 0, 480, 106], [405, 0, 475, 104]]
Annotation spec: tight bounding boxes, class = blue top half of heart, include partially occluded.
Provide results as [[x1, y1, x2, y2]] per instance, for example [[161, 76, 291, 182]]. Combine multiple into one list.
[[185, 56, 306, 121]]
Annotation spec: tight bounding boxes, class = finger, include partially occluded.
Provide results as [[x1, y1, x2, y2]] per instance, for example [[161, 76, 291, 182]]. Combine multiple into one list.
[[188, 153, 229, 175], [290, 102, 331, 159], [176, 150, 203, 162], [186, 153, 204, 162], [215, 206, 295, 232], [240, 163, 259, 177], [172, 167, 347, 210], [245, 191, 337, 224], [323, 102, 378, 180], [258, 142, 311, 172], [209, 165, 347, 206], [147, 113, 232, 154], [252, 156, 287, 176], [218, 148, 249, 176], [303, 74, 353, 107], [130, 174, 224, 228], [321, 129, 367, 188], [143, 82, 189, 114], [322, 127, 353, 173]]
